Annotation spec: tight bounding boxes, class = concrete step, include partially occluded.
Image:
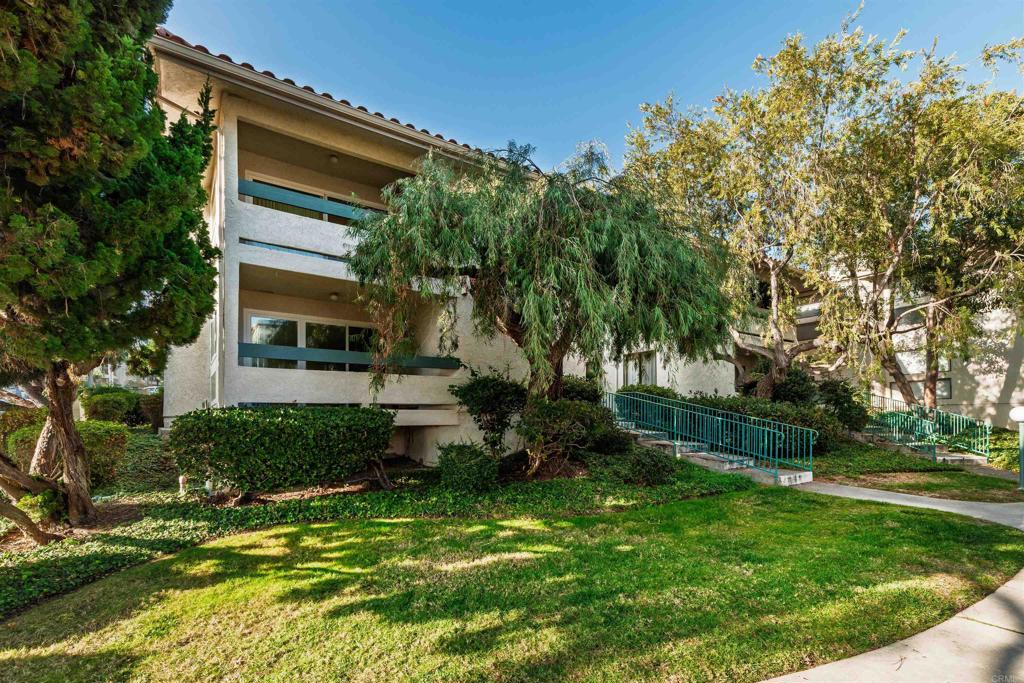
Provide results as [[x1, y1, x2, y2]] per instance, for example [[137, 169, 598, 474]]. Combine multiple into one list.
[[680, 451, 754, 472], [936, 453, 988, 465]]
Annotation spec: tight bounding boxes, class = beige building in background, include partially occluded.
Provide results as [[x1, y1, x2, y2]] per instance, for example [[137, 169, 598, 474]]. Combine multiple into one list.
[[151, 30, 733, 463]]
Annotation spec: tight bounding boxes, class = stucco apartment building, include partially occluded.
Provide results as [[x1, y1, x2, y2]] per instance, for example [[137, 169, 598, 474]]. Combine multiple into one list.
[[152, 30, 733, 463]]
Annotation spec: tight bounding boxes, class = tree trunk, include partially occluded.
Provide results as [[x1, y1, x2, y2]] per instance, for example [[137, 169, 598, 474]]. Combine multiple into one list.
[[0, 454, 56, 499], [754, 265, 791, 398], [545, 356, 565, 400], [0, 499, 61, 545], [922, 305, 941, 410], [880, 353, 918, 406], [45, 361, 96, 525], [29, 418, 59, 478]]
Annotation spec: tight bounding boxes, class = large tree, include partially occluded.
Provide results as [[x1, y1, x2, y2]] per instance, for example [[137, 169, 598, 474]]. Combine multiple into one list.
[[0, 0, 218, 538], [348, 143, 731, 398], [627, 15, 910, 397], [809, 40, 1024, 406]]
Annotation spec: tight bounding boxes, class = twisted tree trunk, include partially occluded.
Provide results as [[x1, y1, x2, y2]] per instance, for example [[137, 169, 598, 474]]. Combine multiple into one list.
[[29, 418, 59, 478], [0, 500, 61, 545], [45, 361, 96, 525]]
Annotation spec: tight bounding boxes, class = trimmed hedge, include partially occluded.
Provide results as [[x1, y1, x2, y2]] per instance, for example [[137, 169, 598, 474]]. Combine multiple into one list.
[[437, 442, 499, 493], [169, 406, 395, 492], [581, 445, 676, 486], [81, 387, 145, 426], [560, 376, 603, 404], [6, 421, 129, 487], [686, 394, 844, 453], [618, 383, 680, 401], [0, 407, 46, 455]]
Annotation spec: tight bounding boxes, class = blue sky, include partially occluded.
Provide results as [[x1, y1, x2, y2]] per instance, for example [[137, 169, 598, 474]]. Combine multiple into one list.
[[165, 1, 1022, 169]]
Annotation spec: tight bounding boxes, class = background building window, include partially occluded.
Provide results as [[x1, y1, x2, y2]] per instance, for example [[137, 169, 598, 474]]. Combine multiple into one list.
[[624, 351, 657, 386]]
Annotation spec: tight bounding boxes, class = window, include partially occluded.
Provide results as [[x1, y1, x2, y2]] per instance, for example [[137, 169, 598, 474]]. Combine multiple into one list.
[[890, 378, 952, 401], [248, 316, 298, 369], [243, 311, 375, 373], [245, 176, 368, 225], [624, 351, 657, 386], [895, 350, 950, 375]]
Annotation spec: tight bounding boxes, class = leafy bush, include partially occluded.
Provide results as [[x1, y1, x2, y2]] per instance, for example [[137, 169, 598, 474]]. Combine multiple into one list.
[[138, 390, 164, 432], [81, 387, 145, 426], [0, 407, 46, 455], [618, 384, 681, 401], [581, 445, 676, 486], [817, 379, 869, 431], [16, 489, 62, 523], [517, 399, 632, 475], [772, 366, 818, 405], [560, 376, 603, 404], [169, 406, 395, 493], [449, 372, 527, 455], [6, 421, 129, 487], [686, 394, 844, 453], [437, 442, 499, 493], [99, 432, 178, 493]]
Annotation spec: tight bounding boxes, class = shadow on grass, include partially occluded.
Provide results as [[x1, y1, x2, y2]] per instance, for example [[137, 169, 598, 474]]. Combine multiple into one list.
[[1, 489, 1023, 682]]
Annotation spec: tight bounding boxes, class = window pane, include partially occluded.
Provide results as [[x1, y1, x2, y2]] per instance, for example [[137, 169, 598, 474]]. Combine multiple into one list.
[[248, 316, 297, 369], [348, 326, 373, 372], [306, 322, 346, 371]]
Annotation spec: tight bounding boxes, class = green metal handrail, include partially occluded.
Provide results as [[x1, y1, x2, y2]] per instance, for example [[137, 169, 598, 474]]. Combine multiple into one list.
[[604, 391, 804, 480], [612, 390, 815, 472], [867, 394, 990, 460], [239, 179, 378, 222], [238, 343, 460, 370]]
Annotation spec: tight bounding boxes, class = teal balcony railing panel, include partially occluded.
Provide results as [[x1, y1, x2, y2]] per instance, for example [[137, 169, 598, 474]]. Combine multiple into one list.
[[603, 391, 811, 480], [238, 343, 459, 370], [239, 179, 377, 222], [610, 390, 815, 472]]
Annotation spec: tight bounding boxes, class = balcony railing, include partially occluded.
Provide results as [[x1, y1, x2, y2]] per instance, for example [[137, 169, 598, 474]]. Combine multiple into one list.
[[238, 343, 460, 370], [238, 179, 378, 223]]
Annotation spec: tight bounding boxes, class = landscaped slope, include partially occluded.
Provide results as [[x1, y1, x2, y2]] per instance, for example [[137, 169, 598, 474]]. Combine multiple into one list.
[[1, 488, 1022, 682]]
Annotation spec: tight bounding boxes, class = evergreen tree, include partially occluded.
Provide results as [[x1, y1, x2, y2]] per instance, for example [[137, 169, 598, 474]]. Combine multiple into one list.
[[0, 0, 218, 539]]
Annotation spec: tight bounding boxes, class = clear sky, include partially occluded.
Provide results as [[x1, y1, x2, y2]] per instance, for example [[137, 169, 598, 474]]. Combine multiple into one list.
[[165, 0, 1023, 169]]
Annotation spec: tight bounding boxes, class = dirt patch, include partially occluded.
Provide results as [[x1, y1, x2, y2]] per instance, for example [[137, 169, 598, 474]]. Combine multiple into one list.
[[0, 499, 146, 553]]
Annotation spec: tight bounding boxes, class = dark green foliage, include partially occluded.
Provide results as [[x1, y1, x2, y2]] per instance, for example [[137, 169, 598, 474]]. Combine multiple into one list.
[[138, 390, 164, 432], [581, 445, 676, 486], [988, 429, 1021, 473], [560, 376, 603, 404], [81, 387, 145, 425], [98, 431, 177, 494], [449, 372, 527, 455], [818, 379, 869, 431], [0, 407, 46, 454], [349, 143, 731, 396], [7, 421, 128, 486], [617, 384, 681, 401], [516, 398, 633, 473], [686, 394, 845, 452], [771, 366, 818, 406], [436, 442, 499, 493], [169, 407, 395, 493], [0, 462, 754, 618]]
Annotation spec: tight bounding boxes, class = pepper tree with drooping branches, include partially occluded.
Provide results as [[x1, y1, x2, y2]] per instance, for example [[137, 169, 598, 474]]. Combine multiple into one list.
[[348, 142, 732, 401]]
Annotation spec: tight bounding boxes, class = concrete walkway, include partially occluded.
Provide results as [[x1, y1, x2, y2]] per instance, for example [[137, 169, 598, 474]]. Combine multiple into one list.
[[766, 482, 1024, 682]]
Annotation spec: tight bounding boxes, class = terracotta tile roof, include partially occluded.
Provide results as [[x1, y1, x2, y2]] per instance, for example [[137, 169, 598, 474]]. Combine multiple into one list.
[[153, 27, 491, 156]]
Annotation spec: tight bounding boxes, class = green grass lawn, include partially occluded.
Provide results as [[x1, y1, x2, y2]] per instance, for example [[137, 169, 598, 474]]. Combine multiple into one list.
[[1, 487, 1022, 683], [814, 440, 1024, 502]]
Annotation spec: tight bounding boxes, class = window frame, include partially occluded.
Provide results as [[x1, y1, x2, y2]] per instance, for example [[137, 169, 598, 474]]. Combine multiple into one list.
[[242, 308, 376, 372]]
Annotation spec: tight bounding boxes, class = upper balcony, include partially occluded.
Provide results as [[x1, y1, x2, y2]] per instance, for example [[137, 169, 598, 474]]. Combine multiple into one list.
[[230, 121, 411, 258]]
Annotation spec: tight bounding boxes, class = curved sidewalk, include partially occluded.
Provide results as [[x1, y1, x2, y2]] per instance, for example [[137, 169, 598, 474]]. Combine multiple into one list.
[[767, 482, 1024, 682]]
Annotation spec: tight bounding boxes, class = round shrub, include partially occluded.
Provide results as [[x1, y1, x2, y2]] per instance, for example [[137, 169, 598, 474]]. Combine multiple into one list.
[[771, 366, 818, 406], [6, 421, 129, 487], [516, 398, 632, 475], [0, 406, 46, 455], [818, 379, 869, 431], [449, 373, 527, 455], [436, 442, 499, 493], [81, 387, 145, 426], [560, 376, 603, 404], [581, 445, 676, 486], [169, 406, 395, 493]]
